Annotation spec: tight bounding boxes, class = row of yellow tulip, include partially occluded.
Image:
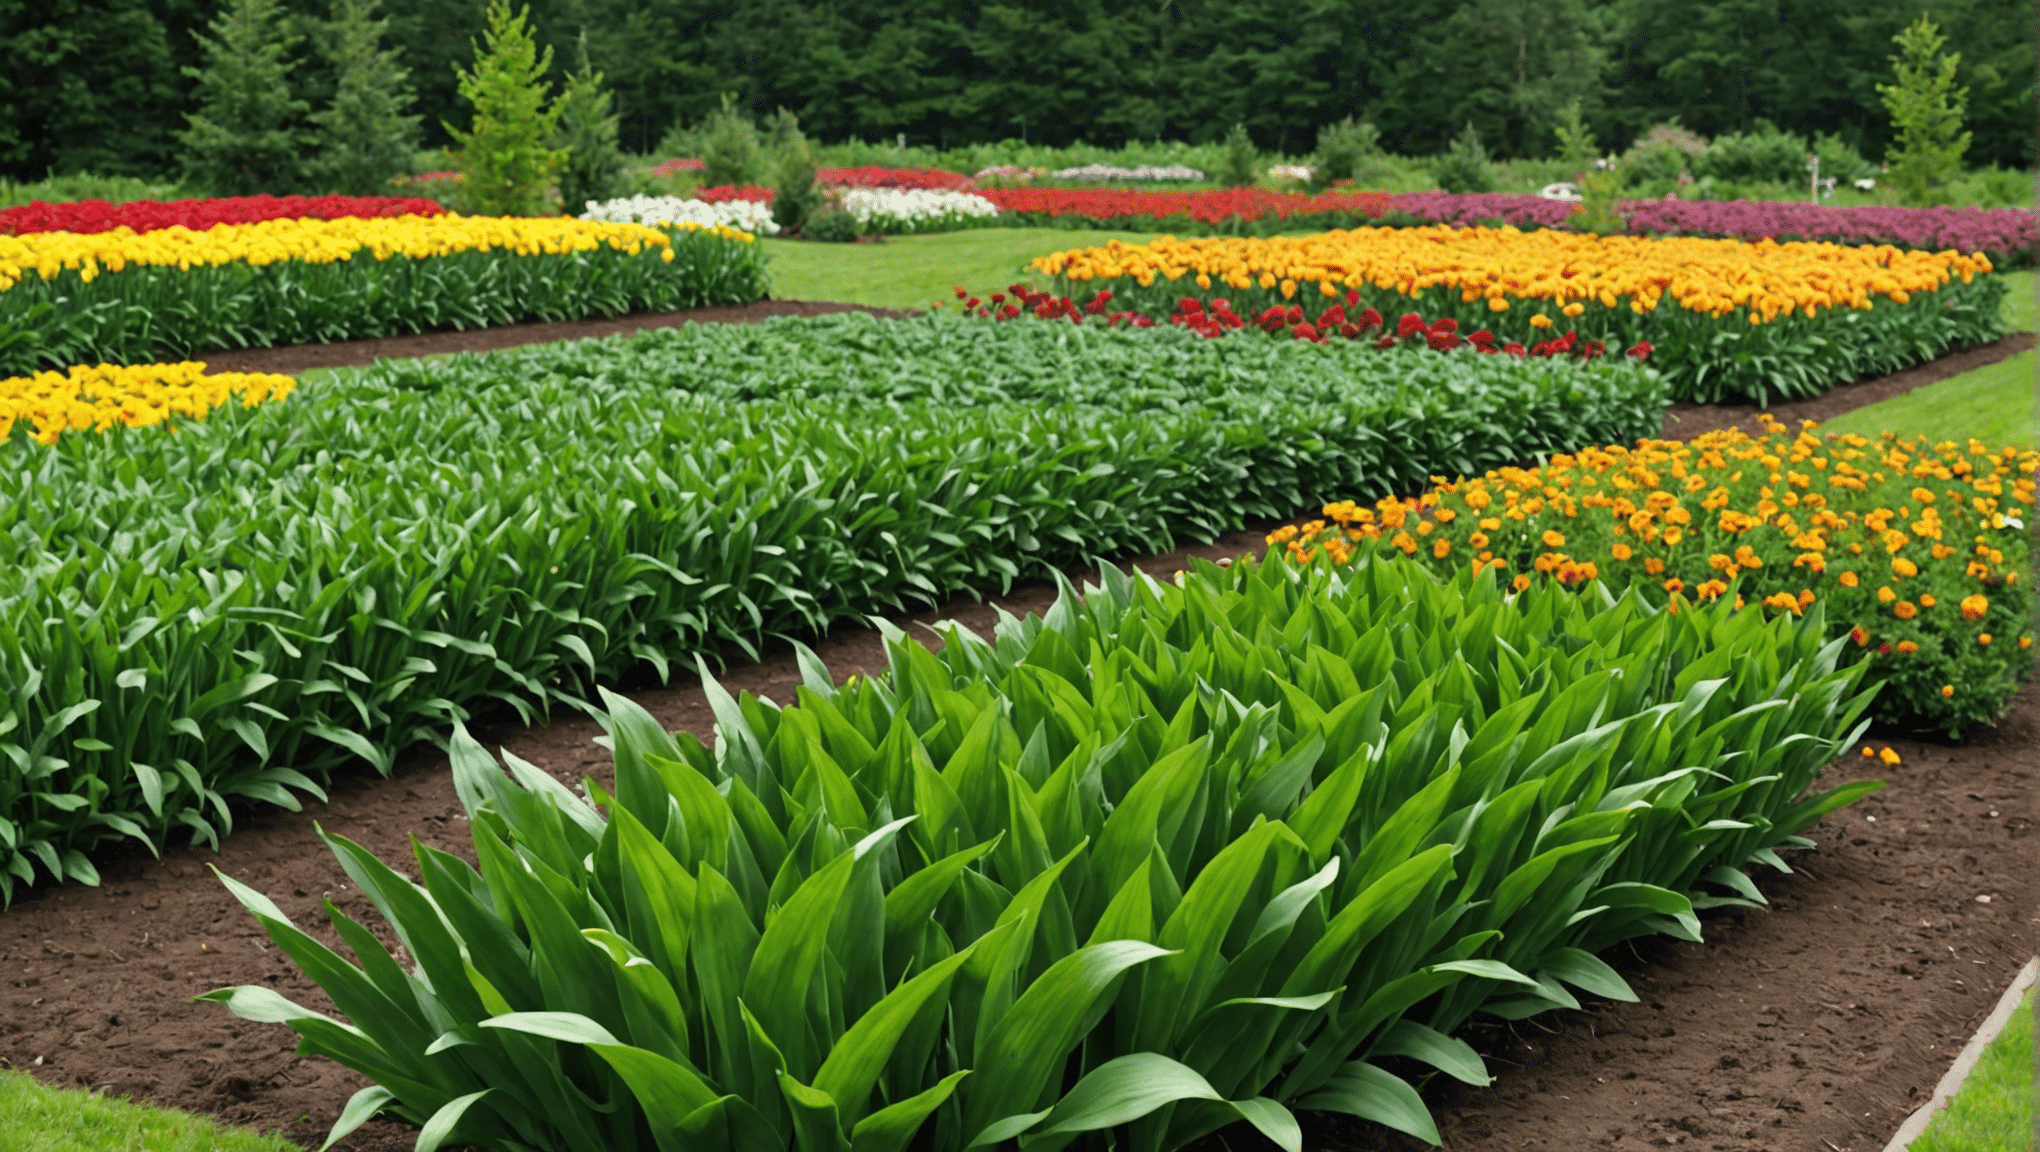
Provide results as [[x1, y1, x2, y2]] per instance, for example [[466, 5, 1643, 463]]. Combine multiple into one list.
[[1, 362, 295, 445], [1274, 414, 2033, 738]]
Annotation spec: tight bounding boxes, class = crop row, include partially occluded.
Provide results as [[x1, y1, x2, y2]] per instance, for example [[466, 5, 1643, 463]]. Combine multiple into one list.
[[0, 315, 1665, 902], [0, 216, 766, 375], [209, 552, 1879, 1151], [1024, 229, 2008, 405]]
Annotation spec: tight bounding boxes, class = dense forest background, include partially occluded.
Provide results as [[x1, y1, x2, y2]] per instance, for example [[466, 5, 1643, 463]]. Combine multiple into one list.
[[2, 0, 2031, 181]]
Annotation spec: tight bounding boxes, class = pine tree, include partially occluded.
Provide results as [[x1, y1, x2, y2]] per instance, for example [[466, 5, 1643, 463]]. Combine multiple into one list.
[[551, 33, 626, 215], [445, 0, 566, 216], [1876, 14, 1972, 207], [178, 0, 310, 196], [769, 110, 822, 234], [310, 0, 421, 196]]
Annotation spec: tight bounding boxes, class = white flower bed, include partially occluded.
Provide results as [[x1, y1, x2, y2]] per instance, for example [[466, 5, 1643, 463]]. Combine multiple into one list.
[[1266, 164, 1313, 181], [838, 187, 1001, 233], [580, 195, 781, 235], [1050, 163, 1205, 182]]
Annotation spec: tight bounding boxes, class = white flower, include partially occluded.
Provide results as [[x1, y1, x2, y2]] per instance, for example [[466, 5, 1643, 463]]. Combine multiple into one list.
[[1048, 163, 1205, 182], [1538, 182, 1583, 202], [838, 188, 1001, 232], [581, 195, 781, 235], [1266, 164, 1314, 181], [1854, 177, 1877, 191]]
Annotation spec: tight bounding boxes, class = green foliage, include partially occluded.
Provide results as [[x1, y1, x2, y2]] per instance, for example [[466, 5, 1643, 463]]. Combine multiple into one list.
[[1432, 122, 1495, 194], [308, 0, 422, 197], [1217, 122, 1259, 188], [1617, 125, 1704, 191], [1568, 167, 1626, 235], [769, 112, 824, 234], [1911, 988, 2034, 1152], [699, 93, 763, 188], [1552, 99, 1599, 172], [0, 225, 767, 374], [1309, 117, 1380, 189], [445, 0, 566, 216], [551, 34, 627, 215], [1696, 119, 1811, 187], [206, 550, 1876, 1151], [801, 197, 860, 242], [1810, 132, 1877, 186], [1877, 14, 1973, 206], [0, 172, 190, 210], [0, 312, 1664, 902], [175, 0, 310, 197], [1970, 164, 2030, 209]]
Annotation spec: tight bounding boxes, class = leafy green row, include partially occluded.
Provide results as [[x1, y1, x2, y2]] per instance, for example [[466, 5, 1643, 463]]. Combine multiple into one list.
[[0, 225, 767, 375], [207, 553, 1880, 1151], [0, 314, 1666, 902]]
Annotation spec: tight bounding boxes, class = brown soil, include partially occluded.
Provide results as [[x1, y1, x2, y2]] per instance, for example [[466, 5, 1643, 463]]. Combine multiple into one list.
[[1662, 332, 2037, 442], [2, 314, 2033, 1152], [194, 299, 919, 375]]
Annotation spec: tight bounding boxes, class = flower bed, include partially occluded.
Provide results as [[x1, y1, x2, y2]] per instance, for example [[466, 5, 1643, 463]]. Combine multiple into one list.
[[1027, 229, 2007, 405], [581, 194, 780, 234], [1278, 415, 2035, 736], [207, 549, 1875, 1152], [0, 311, 1662, 903], [0, 361, 294, 443], [0, 194, 447, 237], [0, 216, 766, 374], [838, 187, 1001, 233]]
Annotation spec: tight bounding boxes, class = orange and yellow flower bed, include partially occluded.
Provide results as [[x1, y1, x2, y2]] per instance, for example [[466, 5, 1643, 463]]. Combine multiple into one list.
[[1275, 414, 2034, 737], [0, 362, 295, 444], [1027, 227, 2008, 406]]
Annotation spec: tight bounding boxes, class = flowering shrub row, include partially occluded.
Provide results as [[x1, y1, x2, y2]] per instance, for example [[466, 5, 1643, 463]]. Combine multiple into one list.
[[1, 361, 296, 444], [0, 194, 448, 237], [1027, 228, 2007, 404], [1276, 416, 2035, 736], [0, 216, 767, 373], [581, 194, 780, 234]]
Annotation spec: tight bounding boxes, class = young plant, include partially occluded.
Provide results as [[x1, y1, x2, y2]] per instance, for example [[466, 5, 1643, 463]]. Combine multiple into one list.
[[445, 0, 567, 217], [1877, 14, 1973, 207], [1217, 122, 1259, 188], [308, 0, 422, 197], [177, 0, 310, 197], [1310, 117, 1380, 190], [769, 110, 823, 234], [1552, 99, 1599, 175], [1432, 122, 1495, 194], [550, 34, 627, 215], [699, 93, 763, 188]]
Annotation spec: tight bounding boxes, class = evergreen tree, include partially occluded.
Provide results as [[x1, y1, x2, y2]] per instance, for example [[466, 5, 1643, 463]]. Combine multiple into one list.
[[551, 33, 626, 214], [769, 110, 822, 233], [445, 0, 566, 216], [1217, 122, 1259, 188], [177, 0, 309, 196], [699, 93, 763, 188], [1876, 13, 1972, 206], [310, 0, 420, 196]]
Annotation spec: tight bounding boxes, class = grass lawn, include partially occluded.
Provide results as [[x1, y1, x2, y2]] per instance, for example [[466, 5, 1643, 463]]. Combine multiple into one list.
[[758, 227, 1151, 311], [1910, 985, 2034, 1152], [0, 1070, 298, 1152]]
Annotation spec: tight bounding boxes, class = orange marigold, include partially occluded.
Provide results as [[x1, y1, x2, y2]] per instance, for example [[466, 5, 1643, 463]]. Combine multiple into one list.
[[1894, 600, 1918, 620]]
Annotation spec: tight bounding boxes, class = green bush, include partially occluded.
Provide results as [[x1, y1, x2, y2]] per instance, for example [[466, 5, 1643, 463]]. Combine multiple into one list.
[[550, 35, 628, 215], [1810, 132, 1876, 187], [0, 313, 1664, 902], [770, 112, 824, 234], [1696, 119, 1811, 187], [307, 0, 421, 197], [176, 0, 310, 197], [1309, 117, 1380, 189], [1878, 14, 1973, 207], [700, 94, 764, 188], [445, 0, 566, 216], [1217, 122, 1259, 188], [1432, 122, 1495, 194], [205, 551, 1876, 1151]]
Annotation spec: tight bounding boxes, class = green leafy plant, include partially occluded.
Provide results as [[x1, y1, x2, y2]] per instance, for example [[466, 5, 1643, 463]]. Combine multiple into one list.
[[0, 313, 1664, 901], [308, 0, 421, 196], [1877, 14, 1973, 207], [550, 33, 627, 215], [1696, 119, 1811, 187], [1309, 117, 1380, 189], [1568, 166, 1625, 235], [1217, 122, 1259, 188], [176, 0, 310, 197], [1431, 122, 1495, 194], [203, 552, 1878, 1151], [769, 111, 824, 234], [445, 0, 566, 216], [700, 93, 763, 188], [1552, 99, 1599, 173]]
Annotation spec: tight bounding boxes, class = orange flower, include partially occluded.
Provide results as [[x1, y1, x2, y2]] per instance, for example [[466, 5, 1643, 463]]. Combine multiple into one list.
[[1663, 577, 1685, 594], [2022, 636, 2033, 650], [1512, 573, 1532, 592], [1662, 527, 1684, 545], [1838, 571, 1859, 587], [1892, 556, 1918, 578], [1959, 593, 1988, 621], [1432, 538, 1452, 559], [1919, 593, 1935, 608], [1894, 600, 1918, 620], [1877, 586, 1897, 604], [1940, 684, 1954, 697], [1879, 747, 1903, 765], [1896, 640, 1919, 654], [1542, 529, 1566, 548], [1644, 557, 1665, 574], [1610, 543, 1633, 561], [1979, 633, 1993, 645], [1392, 530, 1418, 555], [1851, 626, 1870, 646]]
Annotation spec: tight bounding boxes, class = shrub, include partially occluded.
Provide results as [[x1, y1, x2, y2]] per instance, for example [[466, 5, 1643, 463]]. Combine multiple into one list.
[[1432, 122, 1496, 194], [307, 0, 421, 197], [1878, 14, 1973, 207], [769, 113, 823, 234], [1697, 119, 1811, 187], [1217, 122, 1259, 188], [445, 0, 566, 216], [1811, 132, 1877, 187], [550, 35, 627, 215], [1310, 117, 1380, 189], [699, 94, 763, 188], [1552, 99, 1600, 173], [176, 0, 310, 197]]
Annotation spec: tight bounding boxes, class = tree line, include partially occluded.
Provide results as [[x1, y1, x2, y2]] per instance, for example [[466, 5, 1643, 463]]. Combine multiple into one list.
[[2, 0, 2030, 183]]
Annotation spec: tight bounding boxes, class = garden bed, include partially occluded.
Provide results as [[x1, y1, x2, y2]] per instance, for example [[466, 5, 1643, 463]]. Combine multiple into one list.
[[0, 523, 2030, 1152]]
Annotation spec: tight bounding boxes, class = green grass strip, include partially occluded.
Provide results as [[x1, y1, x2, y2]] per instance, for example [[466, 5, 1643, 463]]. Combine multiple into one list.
[[1912, 986, 2035, 1152], [0, 1070, 298, 1152], [757, 228, 1151, 311]]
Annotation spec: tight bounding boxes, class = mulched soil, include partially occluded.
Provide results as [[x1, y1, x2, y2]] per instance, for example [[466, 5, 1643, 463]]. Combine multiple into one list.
[[1, 310, 2034, 1152]]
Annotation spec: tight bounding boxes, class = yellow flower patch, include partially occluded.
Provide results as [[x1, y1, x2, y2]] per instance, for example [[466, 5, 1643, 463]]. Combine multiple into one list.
[[1, 362, 296, 444]]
